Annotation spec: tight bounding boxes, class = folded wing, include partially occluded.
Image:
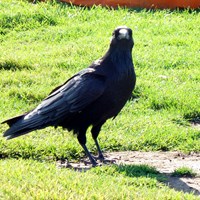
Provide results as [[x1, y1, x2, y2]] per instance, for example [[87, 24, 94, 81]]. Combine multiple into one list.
[[3, 69, 106, 139]]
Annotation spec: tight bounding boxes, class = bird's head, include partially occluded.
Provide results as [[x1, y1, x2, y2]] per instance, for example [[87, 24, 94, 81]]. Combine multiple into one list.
[[110, 26, 134, 50]]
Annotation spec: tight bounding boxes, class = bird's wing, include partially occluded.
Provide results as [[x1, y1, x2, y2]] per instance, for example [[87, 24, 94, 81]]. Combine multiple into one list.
[[24, 70, 106, 121], [47, 68, 95, 96]]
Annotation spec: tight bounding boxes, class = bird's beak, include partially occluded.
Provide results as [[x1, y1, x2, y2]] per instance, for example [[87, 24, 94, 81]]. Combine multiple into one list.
[[118, 29, 130, 40]]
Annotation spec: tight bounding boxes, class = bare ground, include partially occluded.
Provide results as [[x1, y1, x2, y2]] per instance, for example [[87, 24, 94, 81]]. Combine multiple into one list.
[[57, 151, 200, 196]]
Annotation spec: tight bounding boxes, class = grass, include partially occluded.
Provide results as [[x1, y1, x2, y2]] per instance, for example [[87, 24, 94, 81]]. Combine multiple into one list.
[[0, 0, 200, 199], [172, 167, 197, 178], [0, 159, 198, 200]]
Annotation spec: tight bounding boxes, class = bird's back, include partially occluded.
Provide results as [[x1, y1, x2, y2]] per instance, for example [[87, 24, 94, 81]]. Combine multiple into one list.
[[58, 54, 136, 133]]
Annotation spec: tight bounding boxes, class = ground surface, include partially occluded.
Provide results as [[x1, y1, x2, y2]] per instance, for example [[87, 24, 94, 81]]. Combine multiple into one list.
[[58, 151, 200, 196]]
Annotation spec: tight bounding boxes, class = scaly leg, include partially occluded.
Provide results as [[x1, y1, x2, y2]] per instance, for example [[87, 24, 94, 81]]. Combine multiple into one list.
[[91, 123, 105, 161], [94, 138, 104, 161], [80, 143, 97, 166], [77, 129, 97, 166]]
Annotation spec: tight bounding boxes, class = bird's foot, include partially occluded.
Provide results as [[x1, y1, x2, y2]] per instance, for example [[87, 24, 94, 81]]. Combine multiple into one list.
[[93, 154, 116, 165], [82, 156, 98, 167], [102, 158, 116, 164], [93, 154, 105, 162]]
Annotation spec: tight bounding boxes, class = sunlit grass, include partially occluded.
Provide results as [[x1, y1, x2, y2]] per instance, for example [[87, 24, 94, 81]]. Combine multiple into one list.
[[0, 0, 199, 160], [0, 1, 200, 198], [0, 159, 198, 199]]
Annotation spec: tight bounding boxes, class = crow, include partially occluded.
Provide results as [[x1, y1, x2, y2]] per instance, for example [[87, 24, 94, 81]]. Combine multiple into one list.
[[2, 26, 136, 166]]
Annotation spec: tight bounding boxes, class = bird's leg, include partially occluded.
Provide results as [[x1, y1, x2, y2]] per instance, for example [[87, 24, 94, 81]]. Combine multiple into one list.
[[77, 130, 97, 166], [94, 138, 104, 161], [80, 143, 97, 166], [91, 123, 105, 161]]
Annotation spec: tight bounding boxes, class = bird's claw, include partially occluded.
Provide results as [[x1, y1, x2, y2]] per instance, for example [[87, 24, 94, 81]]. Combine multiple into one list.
[[93, 155, 105, 162]]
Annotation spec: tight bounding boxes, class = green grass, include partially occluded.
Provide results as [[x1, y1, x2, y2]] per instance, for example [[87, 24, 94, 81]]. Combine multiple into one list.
[[0, 0, 200, 198], [0, 159, 198, 200], [172, 167, 197, 178]]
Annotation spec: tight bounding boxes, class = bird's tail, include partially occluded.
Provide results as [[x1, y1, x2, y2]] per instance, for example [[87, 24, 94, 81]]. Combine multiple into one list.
[[2, 113, 48, 139]]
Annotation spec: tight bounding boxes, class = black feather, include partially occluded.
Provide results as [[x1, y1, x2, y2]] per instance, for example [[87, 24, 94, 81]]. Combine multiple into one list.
[[2, 26, 136, 166]]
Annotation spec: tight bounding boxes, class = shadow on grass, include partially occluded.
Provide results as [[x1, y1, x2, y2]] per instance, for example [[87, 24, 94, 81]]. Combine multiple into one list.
[[127, 8, 200, 13], [184, 111, 200, 128], [173, 111, 200, 130], [114, 164, 200, 196], [0, 60, 33, 71], [165, 175, 200, 196], [58, 159, 200, 196]]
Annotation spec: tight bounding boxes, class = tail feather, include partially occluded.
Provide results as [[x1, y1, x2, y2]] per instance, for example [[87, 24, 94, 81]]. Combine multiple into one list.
[[2, 113, 50, 139], [5, 128, 37, 140], [2, 114, 25, 127]]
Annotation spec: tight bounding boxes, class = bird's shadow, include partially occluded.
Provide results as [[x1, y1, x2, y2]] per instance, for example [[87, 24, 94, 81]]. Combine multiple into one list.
[[111, 164, 200, 196], [57, 158, 200, 196]]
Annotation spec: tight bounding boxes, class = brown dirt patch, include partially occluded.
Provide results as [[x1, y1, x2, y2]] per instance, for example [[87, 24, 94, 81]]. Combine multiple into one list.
[[57, 151, 200, 196]]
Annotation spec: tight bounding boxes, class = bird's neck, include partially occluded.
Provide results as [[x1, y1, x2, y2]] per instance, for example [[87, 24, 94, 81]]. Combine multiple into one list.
[[104, 48, 133, 68], [99, 48, 133, 78]]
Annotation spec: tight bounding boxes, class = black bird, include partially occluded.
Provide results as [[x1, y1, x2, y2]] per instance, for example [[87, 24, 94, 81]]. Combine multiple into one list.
[[2, 26, 136, 166]]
